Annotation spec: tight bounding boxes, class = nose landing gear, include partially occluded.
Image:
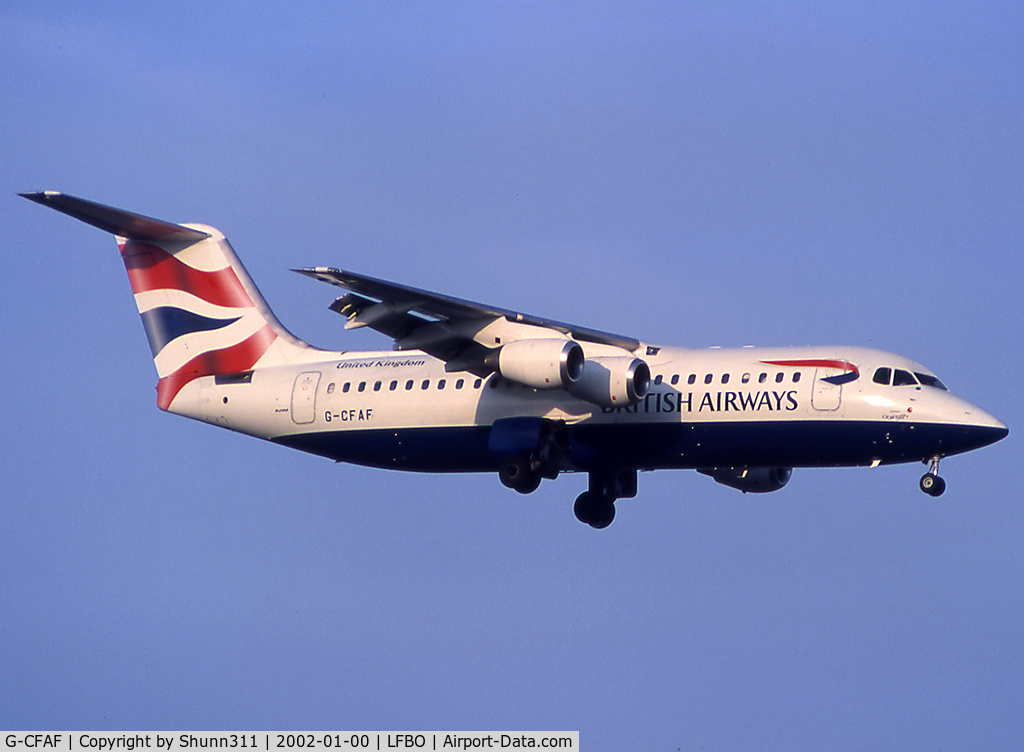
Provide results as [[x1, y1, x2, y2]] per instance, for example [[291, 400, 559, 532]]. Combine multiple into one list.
[[920, 456, 946, 497]]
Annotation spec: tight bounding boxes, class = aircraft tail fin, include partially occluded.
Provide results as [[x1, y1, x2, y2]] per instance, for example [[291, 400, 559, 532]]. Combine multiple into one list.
[[22, 192, 314, 410]]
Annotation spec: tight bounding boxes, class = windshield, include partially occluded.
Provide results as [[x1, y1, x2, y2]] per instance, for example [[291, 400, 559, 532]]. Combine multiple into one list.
[[893, 369, 917, 386], [915, 372, 947, 390], [871, 366, 948, 390]]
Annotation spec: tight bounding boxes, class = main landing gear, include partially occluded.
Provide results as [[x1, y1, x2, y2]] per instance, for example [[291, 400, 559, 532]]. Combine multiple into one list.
[[574, 469, 637, 529], [498, 454, 548, 494], [493, 418, 635, 528], [497, 421, 566, 495], [920, 456, 947, 497]]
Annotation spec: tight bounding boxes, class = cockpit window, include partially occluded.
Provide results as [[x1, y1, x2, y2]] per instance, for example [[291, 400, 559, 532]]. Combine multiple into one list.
[[874, 366, 946, 389], [893, 369, 918, 386], [915, 373, 947, 390]]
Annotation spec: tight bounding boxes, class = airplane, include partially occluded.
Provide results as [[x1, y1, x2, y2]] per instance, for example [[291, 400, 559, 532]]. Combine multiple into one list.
[[23, 191, 1008, 528]]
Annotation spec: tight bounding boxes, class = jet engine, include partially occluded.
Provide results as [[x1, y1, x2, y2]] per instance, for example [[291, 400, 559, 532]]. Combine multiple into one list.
[[700, 467, 792, 493], [568, 356, 651, 408], [484, 338, 584, 389]]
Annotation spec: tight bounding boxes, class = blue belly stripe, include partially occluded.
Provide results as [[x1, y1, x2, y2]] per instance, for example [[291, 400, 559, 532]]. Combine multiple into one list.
[[270, 420, 1008, 473]]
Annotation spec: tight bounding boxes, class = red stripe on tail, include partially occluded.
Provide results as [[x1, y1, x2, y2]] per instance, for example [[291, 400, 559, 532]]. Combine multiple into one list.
[[120, 240, 253, 308], [155, 324, 278, 410]]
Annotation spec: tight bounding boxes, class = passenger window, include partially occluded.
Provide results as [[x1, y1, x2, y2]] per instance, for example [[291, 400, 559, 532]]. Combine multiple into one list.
[[456, 379, 464, 389], [704, 374, 713, 384], [342, 382, 351, 393], [671, 374, 680, 385], [741, 373, 750, 384], [438, 379, 446, 390], [893, 369, 918, 386], [758, 373, 767, 384], [373, 381, 382, 392], [688, 374, 696, 385], [793, 372, 801, 383], [358, 382, 366, 393], [405, 380, 414, 390], [474, 378, 482, 389], [421, 380, 430, 390], [389, 380, 398, 391], [721, 374, 730, 384], [775, 373, 785, 383], [873, 367, 891, 385], [654, 374, 663, 386], [327, 383, 335, 394]]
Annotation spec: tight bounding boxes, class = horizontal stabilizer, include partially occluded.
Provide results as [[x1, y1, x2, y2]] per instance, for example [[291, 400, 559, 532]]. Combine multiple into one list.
[[20, 191, 210, 242]]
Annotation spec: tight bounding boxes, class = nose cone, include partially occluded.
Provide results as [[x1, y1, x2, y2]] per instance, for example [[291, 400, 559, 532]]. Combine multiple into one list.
[[915, 390, 1009, 457], [972, 412, 1009, 446], [954, 404, 1008, 453]]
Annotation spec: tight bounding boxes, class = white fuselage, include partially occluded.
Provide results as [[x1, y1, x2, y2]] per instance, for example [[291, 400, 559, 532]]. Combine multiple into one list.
[[174, 343, 1005, 475]]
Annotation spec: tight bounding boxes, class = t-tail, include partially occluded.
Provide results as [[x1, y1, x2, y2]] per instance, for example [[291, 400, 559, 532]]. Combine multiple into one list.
[[21, 192, 316, 410]]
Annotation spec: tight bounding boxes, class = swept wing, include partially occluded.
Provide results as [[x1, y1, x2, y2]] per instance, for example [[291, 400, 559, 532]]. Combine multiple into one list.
[[294, 266, 641, 372]]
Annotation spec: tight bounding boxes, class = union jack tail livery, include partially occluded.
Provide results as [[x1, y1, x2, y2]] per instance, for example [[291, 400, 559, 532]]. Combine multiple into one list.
[[22, 192, 312, 410]]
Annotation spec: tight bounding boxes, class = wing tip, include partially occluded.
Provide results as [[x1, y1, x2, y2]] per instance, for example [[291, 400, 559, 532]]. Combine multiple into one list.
[[292, 267, 344, 283]]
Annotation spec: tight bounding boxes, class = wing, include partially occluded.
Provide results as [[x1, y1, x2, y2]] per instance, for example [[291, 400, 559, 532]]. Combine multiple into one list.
[[294, 266, 641, 373]]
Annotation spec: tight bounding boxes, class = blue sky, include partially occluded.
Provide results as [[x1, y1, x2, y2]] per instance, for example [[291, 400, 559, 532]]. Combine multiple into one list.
[[2, 2, 1022, 748]]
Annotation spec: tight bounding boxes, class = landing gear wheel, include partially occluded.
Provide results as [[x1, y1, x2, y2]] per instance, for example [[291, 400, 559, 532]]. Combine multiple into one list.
[[573, 492, 593, 524], [574, 492, 616, 529], [590, 498, 616, 529], [920, 473, 946, 497], [919, 456, 947, 497], [514, 472, 541, 494], [499, 456, 541, 494]]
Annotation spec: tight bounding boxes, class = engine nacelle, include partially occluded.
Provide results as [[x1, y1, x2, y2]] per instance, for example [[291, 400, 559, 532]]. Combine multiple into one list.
[[567, 356, 651, 408], [486, 338, 584, 389], [700, 467, 792, 493]]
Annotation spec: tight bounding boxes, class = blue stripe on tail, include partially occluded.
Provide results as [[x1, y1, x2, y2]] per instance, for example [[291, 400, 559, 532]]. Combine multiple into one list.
[[139, 307, 241, 356]]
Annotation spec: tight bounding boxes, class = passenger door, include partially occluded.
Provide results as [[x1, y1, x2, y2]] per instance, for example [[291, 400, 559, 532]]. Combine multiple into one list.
[[291, 372, 321, 424], [811, 368, 842, 411]]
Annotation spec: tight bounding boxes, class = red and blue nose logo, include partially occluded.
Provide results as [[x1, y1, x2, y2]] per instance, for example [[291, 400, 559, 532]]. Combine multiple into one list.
[[760, 359, 860, 385]]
